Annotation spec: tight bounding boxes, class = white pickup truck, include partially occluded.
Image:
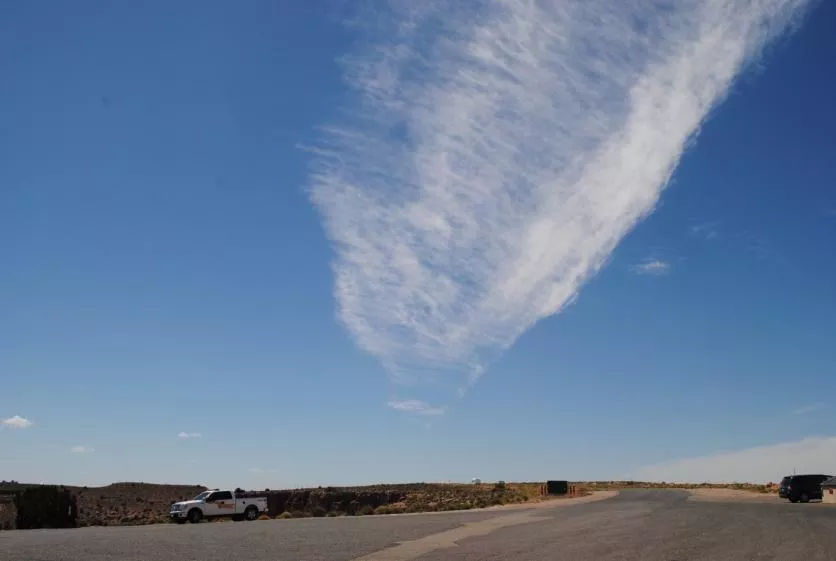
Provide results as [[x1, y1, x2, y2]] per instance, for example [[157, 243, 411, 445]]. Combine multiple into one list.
[[170, 489, 268, 523]]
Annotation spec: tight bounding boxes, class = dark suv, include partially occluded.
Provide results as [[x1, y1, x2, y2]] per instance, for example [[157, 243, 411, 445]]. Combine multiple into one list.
[[778, 474, 831, 503]]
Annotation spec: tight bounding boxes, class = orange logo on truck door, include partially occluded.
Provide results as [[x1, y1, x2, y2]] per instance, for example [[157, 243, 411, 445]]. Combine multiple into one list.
[[217, 502, 235, 509]]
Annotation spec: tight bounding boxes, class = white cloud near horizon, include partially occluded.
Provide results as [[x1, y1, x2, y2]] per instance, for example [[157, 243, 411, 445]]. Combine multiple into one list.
[[387, 399, 446, 416], [70, 446, 94, 454], [634, 436, 836, 483], [1, 415, 33, 429], [178, 432, 202, 439], [309, 0, 811, 401], [631, 260, 671, 276]]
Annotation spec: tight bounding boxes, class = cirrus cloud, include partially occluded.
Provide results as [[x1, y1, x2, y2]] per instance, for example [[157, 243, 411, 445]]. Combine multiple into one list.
[[70, 446, 94, 454], [309, 0, 811, 403], [791, 403, 823, 415], [631, 259, 671, 276], [387, 399, 446, 416]]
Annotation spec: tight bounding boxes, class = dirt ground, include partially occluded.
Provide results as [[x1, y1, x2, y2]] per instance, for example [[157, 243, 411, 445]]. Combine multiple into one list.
[[688, 488, 784, 503]]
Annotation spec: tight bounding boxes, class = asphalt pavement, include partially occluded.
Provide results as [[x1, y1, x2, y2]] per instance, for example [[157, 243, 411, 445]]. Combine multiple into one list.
[[2, 490, 836, 560]]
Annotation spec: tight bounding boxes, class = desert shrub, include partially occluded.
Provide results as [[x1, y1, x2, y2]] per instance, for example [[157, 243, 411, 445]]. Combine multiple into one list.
[[441, 503, 464, 511], [380, 504, 406, 514], [258, 514, 270, 520], [325, 511, 339, 517], [494, 481, 506, 490], [276, 512, 293, 520], [311, 506, 327, 517], [358, 505, 375, 516], [291, 510, 310, 518]]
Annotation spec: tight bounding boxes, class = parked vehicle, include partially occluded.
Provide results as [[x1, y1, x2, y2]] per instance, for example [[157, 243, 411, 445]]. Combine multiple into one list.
[[170, 489, 268, 523], [778, 474, 831, 503]]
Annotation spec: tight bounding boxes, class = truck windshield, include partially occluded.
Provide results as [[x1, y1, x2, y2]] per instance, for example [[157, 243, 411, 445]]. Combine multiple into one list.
[[193, 492, 211, 501]]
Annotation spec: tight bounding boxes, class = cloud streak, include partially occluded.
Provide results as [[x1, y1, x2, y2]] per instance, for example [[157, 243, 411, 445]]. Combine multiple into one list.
[[634, 436, 836, 483], [631, 260, 671, 276], [690, 221, 720, 240], [178, 432, 202, 439], [791, 403, 823, 415], [387, 399, 446, 416], [309, 0, 811, 400], [70, 446, 94, 454]]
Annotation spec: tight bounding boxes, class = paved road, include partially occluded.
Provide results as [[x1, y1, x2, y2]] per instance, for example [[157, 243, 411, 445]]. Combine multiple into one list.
[[2, 490, 836, 560]]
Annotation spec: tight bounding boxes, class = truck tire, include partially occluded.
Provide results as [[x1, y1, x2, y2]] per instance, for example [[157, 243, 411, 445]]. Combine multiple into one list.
[[245, 506, 259, 521], [800, 493, 810, 503], [188, 508, 203, 524]]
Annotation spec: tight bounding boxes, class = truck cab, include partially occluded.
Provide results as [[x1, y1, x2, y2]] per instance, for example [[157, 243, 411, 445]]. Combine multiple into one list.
[[170, 489, 268, 523]]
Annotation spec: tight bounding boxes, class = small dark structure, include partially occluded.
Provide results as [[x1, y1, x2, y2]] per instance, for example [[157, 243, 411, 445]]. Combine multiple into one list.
[[0, 486, 77, 530], [822, 477, 836, 504], [0, 495, 17, 530], [545, 480, 569, 495]]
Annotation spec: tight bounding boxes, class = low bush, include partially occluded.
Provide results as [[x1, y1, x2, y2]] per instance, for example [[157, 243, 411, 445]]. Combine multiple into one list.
[[275, 512, 293, 520]]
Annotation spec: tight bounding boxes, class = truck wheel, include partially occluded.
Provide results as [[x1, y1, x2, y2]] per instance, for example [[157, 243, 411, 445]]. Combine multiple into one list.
[[245, 506, 259, 521], [800, 493, 810, 503], [188, 508, 203, 524]]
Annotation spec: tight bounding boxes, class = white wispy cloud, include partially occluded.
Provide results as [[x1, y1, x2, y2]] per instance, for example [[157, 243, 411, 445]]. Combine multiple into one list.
[[178, 432, 202, 439], [634, 436, 836, 483], [248, 467, 263, 474], [740, 230, 775, 261], [791, 403, 823, 415], [70, 446, 94, 454], [309, 0, 811, 401], [1, 415, 33, 429], [631, 260, 671, 276], [690, 221, 720, 240], [387, 399, 446, 416]]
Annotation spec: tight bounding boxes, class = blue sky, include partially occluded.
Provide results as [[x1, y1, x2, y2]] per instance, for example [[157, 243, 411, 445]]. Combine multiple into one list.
[[2, 0, 835, 488]]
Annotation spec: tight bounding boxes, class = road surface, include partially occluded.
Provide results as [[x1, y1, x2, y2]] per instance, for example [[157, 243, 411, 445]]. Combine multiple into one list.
[[2, 490, 836, 560]]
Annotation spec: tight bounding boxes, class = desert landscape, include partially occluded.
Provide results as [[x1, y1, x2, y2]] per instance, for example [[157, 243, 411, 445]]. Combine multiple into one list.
[[0, 479, 782, 529]]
